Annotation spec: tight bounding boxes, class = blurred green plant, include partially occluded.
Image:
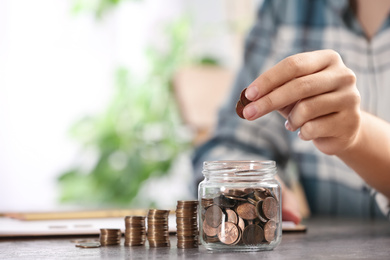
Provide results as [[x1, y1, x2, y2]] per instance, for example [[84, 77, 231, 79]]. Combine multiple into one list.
[[58, 17, 192, 206], [71, 0, 141, 18]]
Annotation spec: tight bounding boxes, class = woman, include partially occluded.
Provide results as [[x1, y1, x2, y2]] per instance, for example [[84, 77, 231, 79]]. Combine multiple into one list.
[[193, 0, 390, 223]]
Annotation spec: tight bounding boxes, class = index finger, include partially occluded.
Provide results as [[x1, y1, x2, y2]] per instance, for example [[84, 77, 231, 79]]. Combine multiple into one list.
[[245, 50, 342, 101]]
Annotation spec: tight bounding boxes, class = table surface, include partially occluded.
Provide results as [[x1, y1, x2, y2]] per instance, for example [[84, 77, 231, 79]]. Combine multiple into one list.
[[1, 217, 389, 260]]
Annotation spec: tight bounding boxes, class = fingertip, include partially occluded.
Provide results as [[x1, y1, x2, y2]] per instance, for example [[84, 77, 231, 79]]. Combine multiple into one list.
[[243, 104, 258, 120], [245, 85, 259, 101], [282, 209, 302, 225]]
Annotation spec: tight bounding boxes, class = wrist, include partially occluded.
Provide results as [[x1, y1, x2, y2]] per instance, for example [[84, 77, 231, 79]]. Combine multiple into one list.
[[336, 110, 365, 158]]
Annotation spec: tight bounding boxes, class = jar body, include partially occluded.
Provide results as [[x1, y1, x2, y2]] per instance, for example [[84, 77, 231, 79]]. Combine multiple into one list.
[[198, 160, 281, 251]]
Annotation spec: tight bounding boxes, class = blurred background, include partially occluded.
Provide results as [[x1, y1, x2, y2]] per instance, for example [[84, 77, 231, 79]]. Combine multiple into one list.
[[0, 0, 261, 212]]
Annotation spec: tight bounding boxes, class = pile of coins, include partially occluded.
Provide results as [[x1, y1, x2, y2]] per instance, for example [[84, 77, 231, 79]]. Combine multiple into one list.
[[235, 88, 252, 119], [201, 188, 279, 246], [99, 228, 121, 246], [147, 209, 170, 247], [124, 216, 146, 246], [175, 200, 199, 249]]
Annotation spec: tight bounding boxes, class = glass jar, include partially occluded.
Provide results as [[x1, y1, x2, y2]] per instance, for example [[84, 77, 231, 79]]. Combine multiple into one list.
[[198, 160, 282, 251]]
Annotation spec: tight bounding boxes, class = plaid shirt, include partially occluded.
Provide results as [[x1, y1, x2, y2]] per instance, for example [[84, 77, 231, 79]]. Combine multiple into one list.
[[193, 0, 390, 220]]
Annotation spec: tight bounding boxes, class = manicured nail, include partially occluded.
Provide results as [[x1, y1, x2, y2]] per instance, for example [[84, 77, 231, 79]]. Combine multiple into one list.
[[285, 120, 292, 131], [243, 104, 258, 119], [245, 85, 259, 100]]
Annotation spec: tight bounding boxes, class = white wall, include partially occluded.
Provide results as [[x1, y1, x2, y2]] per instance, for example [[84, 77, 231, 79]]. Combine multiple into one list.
[[0, 0, 259, 211]]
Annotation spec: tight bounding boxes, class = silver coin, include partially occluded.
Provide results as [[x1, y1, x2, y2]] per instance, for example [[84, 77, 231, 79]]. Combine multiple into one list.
[[75, 242, 101, 248]]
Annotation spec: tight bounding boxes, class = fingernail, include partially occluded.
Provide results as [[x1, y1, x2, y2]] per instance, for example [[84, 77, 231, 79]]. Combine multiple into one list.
[[298, 131, 303, 139], [243, 104, 257, 119], [285, 120, 292, 131], [245, 85, 259, 100]]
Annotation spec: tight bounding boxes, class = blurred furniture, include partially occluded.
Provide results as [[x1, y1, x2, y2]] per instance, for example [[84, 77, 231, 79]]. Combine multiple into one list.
[[174, 65, 234, 145]]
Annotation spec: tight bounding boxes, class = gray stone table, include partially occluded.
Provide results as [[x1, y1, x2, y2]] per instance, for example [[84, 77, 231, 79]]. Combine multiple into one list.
[[1, 217, 389, 259]]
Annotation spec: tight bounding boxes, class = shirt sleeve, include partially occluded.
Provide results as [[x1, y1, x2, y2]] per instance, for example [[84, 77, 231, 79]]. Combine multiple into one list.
[[192, 0, 291, 185]]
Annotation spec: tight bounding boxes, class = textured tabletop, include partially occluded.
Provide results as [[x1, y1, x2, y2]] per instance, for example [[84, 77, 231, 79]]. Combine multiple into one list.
[[1, 217, 389, 260]]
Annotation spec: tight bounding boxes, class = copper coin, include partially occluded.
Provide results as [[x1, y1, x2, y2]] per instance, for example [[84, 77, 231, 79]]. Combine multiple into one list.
[[239, 88, 252, 106], [242, 224, 264, 245], [236, 100, 245, 119], [226, 189, 247, 197], [255, 200, 268, 222], [247, 197, 257, 205], [225, 209, 238, 224], [223, 194, 247, 202], [177, 200, 199, 204], [125, 216, 145, 221], [236, 202, 257, 220], [124, 242, 145, 246], [264, 220, 277, 242], [217, 222, 240, 245], [254, 189, 269, 201], [262, 197, 278, 219], [202, 219, 218, 237], [213, 195, 236, 207], [238, 217, 245, 232], [201, 198, 214, 208], [148, 242, 170, 247], [243, 188, 255, 194], [205, 235, 220, 243], [100, 229, 121, 234], [205, 205, 223, 228]]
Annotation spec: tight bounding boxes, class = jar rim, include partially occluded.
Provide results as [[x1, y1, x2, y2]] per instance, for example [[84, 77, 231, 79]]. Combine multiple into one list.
[[203, 160, 276, 177]]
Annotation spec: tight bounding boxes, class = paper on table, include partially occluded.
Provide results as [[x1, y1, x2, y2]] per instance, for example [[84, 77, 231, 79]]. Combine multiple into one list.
[[0, 216, 305, 237]]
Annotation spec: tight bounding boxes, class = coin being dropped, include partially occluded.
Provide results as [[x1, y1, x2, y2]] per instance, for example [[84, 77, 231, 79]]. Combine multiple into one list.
[[76, 242, 101, 248], [236, 101, 245, 119], [239, 88, 252, 106]]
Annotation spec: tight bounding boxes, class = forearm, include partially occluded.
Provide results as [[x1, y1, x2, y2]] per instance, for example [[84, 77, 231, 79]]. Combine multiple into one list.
[[337, 111, 390, 199]]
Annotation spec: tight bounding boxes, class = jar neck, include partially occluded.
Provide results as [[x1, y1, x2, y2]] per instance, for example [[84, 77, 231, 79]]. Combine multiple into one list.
[[202, 160, 276, 180]]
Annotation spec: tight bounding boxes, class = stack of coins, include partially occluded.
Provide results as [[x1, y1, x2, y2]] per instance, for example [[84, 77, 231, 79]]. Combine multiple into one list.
[[124, 216, 146, 246], [201, 187, 279, 246], [99, 228, 121, 246], [176, 200, 199, 249], [147, 209, 170, 247]]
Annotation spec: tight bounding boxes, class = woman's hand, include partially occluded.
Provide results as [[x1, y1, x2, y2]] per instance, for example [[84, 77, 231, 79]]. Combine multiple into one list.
[[243, 50, 361, 156]]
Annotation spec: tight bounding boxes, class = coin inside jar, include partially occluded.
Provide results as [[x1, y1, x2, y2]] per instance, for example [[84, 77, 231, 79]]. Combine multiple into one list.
[[202, 219, 218, 237], [217, 222, 240, 245], [242, 224, 264, 245], [262, 197, 278, 219], [237, 217, 245, 232], [264, 220, 277, 242], [225, 209, 238, 224], [236, 202, 257, 220], [205, 205, 223, 228]]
